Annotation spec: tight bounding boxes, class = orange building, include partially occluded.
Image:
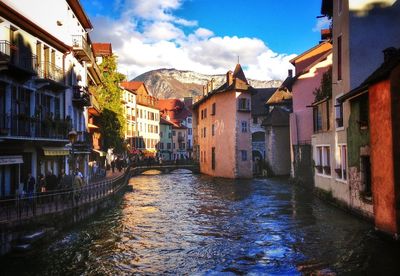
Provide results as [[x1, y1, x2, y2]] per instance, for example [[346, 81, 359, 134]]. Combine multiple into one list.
[[193, 64, 253, 178], [338, 48, 400, 237]]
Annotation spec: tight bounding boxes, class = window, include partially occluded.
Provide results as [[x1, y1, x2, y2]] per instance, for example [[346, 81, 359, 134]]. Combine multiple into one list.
[[238, 98, 250, 111], [336, 145, 347, 180], [212, 147, 216, 170], [241, 121, 248, 133], [160, 131, 163, 138], [241, 150, 247, 161], [335, 101, 344, 129], [253, 116, 257, 124], [204, 108, 207, 118], [187, 117, 192, 123], [173, 143, 176, 149], [361, 156, 372, 199], [337, 35, 342, 81], [211, 103, 216, 115], [315, 146, 331, 176], [313, 100, 330, 133], [201, 110, 204, 119], [159, 142, 164, 150], [204, 127, 206, 137], [359, 94, 369, 129], [167, 143, 171, 149], [212, 124, 215, 136], [188, 128, 192, 135], [168, 132, 172, 138], [172, 130, 176, 136]]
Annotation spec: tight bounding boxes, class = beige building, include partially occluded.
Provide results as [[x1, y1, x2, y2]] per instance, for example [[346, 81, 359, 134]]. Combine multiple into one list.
[[120, 86, 137, 146], [193, 64, 253, 178], [120, 82, 160, 157]]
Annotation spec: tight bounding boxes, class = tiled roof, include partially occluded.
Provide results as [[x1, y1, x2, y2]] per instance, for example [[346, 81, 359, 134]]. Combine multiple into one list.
[[160, 117, 174, 125], [233, 63, 248, 84], [120, 81, 144, 91], [92, 43, 112, 56], [251, 88, 276, 116], [266, 88, 293, 105], [262, 107, 290, 127]]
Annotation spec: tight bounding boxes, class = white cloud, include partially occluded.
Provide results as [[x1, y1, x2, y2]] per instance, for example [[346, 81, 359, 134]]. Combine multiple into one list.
[[312, 17, 331, 32], [89, 0, 295, 81]]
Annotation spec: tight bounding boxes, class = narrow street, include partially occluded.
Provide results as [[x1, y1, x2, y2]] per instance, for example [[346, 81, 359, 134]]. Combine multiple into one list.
[[2, 171, 400, 275]]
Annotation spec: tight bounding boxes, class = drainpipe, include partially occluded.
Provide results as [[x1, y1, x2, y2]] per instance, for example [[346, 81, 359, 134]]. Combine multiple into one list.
[[63, 49, 71, 119]]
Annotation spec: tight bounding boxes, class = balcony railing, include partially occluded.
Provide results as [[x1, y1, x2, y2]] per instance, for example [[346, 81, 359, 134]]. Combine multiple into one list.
[[0, 40, 38, 74], [72, 86, 91, 107], [37, 61, 64, 83], [0, 113, 71, 140], [72, 35, 91, 62]]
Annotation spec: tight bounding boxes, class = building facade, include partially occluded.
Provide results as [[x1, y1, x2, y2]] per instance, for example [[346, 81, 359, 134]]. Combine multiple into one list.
[[193, 64, 253, 178], [121, 81, 160, 157], [290, 41, 332, 185], [0, 0, 101, 196]]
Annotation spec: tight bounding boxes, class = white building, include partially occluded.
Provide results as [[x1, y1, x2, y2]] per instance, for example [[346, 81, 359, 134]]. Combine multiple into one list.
[[0, 0, 101, 196]]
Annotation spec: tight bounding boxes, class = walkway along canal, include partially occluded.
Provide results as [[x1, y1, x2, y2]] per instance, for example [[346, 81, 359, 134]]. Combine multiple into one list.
[[2, 170, 400, 275]]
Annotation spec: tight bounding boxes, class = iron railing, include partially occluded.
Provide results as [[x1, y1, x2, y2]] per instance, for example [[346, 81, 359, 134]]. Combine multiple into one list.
[[0, 171, 127, 224], [37, 61, 64, 83], [0, 114, 71, 140], [0, 40, 38, 73]]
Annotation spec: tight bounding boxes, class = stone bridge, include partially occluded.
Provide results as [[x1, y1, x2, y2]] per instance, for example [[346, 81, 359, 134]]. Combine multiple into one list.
[[129, 162, 200, 176]]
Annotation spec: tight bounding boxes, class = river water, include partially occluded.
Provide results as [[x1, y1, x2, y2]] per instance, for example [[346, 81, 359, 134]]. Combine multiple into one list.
[[2, 171, 400, 275]]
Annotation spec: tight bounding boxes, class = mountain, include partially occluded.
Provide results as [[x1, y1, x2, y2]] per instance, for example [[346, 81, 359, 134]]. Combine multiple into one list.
[[132, 68, 282, 99]]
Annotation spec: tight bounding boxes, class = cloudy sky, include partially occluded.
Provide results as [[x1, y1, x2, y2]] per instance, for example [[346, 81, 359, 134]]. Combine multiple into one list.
[[81, 0, 329, 81]]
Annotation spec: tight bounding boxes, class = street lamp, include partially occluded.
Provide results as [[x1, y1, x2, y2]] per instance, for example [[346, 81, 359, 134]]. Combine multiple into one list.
[[68, 130, 77, 174]]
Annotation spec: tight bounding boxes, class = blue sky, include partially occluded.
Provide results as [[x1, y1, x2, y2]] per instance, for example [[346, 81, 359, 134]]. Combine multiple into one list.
[[81, 0, 329, 80]]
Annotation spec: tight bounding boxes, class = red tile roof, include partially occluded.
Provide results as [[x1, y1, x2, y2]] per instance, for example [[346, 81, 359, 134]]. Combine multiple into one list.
[[92, 43, 112, 56], [120, 81, 144, 91]]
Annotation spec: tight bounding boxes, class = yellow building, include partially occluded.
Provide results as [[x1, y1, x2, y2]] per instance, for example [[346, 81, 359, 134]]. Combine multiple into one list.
[[120, 82, 160, 157]]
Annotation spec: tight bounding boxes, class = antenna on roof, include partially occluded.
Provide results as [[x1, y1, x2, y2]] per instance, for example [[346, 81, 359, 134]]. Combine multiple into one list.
[[237, 55, 240, 64]]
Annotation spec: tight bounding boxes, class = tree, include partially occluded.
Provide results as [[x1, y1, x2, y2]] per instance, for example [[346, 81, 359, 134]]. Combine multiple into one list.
[[91, 55, 126, 153], [313, 67, 332, 102]]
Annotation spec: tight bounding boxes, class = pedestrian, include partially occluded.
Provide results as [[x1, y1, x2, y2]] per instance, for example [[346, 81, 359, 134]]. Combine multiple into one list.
[[111, 159, 115, 173], [25, 173, 35, 195], [38, 174, 46, 193], [73, 171, 84, 205]]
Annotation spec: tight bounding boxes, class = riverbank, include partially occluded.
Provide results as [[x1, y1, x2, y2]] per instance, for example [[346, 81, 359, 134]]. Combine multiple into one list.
[[0, 168, 131, 256]]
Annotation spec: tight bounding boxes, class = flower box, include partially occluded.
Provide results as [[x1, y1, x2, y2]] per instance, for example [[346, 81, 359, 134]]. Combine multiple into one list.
[[323, 166, 331, 175], [315, 165, 323, 174]]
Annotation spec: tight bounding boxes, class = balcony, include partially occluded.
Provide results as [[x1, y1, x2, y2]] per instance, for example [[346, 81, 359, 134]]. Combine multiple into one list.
[[72, 35, 91, 62], [36, 61, 65, 90], [0, 40, 38, 77], [72, 86, 91, 107], [0, 113, 71, 140], [74, 131, 92, 153]]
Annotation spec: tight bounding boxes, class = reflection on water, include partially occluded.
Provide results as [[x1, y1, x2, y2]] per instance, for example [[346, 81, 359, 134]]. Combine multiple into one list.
[[2, 173, 400, 275]]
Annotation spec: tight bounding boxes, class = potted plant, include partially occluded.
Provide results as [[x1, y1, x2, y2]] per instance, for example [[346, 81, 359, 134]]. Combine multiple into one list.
[[315, 165, 323, 174], [323, 166, 331, 175], [335, 168, 342, 178]]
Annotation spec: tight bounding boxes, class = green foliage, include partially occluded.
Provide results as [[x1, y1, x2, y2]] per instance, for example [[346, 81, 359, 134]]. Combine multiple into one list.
[[91, 55, 127, 152], [313, 67, 332, 102]]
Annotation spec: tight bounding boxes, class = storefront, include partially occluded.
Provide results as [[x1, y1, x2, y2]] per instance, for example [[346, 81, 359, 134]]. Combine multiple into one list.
[[0, 155, 23, 197]]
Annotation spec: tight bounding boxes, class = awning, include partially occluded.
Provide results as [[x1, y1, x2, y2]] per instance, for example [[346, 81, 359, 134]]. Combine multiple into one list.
[[43, 147, 70, 156], [92, 149, 107, 156], [88, 123, 99, 129], [0, 155, 23, 165]]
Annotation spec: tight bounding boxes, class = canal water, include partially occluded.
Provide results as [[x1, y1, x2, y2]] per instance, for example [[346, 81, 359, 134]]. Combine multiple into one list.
[[2, 171, 400, 275]]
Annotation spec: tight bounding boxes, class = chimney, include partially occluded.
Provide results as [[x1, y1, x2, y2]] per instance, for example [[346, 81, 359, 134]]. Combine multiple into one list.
[[320, 28, 331, 42], [203, 85, 207, 96], [207, 81, 211, 93], [288, 69, 293, 78], [226, 70, 233, 85], [210, 78, 215, 91], [383, 47, 397, 63]]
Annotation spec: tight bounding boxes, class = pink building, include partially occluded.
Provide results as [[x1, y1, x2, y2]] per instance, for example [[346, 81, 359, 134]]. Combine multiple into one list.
[[193, 64, 252, 178], [289, 42, 332, 182]]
